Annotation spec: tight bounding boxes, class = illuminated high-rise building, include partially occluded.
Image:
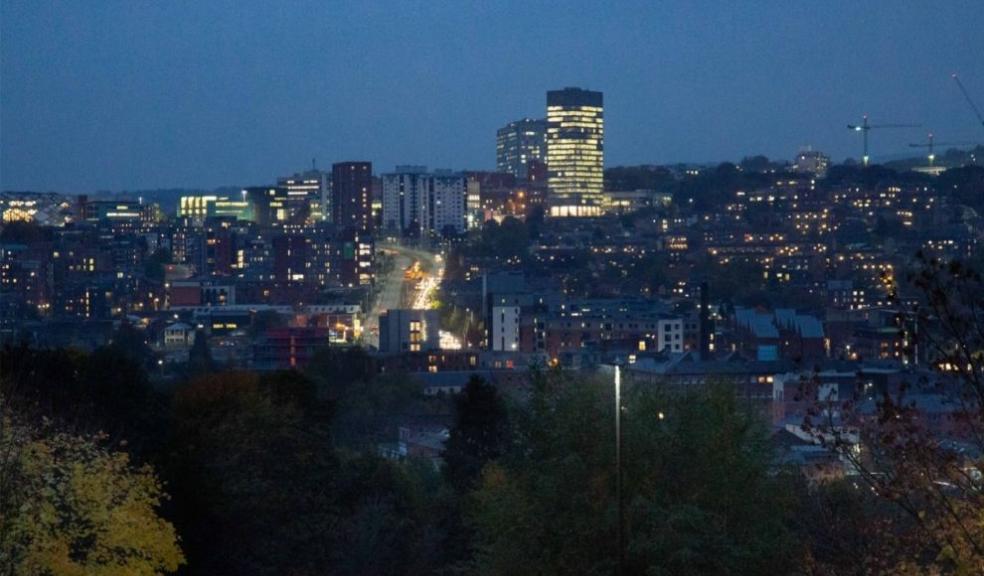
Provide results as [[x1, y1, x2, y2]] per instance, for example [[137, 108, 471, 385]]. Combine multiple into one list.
[[496, 118, 546, 180], [546, 87, 604, 217]]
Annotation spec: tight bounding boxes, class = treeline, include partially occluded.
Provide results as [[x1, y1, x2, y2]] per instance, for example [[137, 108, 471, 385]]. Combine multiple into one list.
[[3, 333, 984, 573], [1, 343, 456, 575]]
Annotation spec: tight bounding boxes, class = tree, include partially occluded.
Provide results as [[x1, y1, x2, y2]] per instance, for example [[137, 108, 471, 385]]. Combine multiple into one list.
[[306, 349, 439, 448], [307, 346, 376, 398], [187, 329, 213, 375], [143, 248, 171, 283], [0, 405, 184, 575], [439, 375, 510, 571], [0, 343, 163, 457], [468, 372, 800, 575], [526, 206, 545, 240], [80, 343, 164, 456], [330, 453, 453, 576], [165, 369, 455, 575], [258, 368, 319, 407], [690, 253, 764, 306], [739, 154, 775, 173], [107, 320, 156, 369], [603, 165, 675, 192], [671, 162, 773, 212], [1, 344, 86, 417], [806, 253, 984, 573], [793, 477, 922, 576], [443, 375, 509, 492], [625, 252, 670, 294], [937, 165, 984, 211], [473, 217, 530, 261], [166, 371, 338, 575]]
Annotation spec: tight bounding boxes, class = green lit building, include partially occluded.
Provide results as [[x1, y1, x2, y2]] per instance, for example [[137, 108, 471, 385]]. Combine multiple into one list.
[[178, 194, 254, 223]]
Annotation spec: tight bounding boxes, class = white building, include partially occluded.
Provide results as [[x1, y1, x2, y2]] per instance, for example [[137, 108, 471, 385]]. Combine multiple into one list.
[[382, 166, 426, 235], [382, 167, 467, 237], [792, 148, 830, 178], [656, 317, 684, 353], [379, 309, 440, 353], [491, 305, 520, 351], [424, 170, 467, 236], [163, 322, 194, 348]]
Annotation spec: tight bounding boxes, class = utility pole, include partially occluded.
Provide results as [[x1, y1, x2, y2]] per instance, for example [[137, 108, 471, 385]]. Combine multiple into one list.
[[615, 364, 624, 576]]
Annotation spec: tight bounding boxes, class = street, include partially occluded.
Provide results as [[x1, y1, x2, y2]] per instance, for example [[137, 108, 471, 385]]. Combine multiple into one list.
[[363, 243, 441, 348]]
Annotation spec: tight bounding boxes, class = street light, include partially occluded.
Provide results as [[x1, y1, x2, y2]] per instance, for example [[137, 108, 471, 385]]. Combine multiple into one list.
[[614, 364, 624, 576]]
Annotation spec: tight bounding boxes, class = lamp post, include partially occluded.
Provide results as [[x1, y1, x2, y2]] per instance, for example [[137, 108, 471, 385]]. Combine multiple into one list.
[[615, 364, 624, 576]]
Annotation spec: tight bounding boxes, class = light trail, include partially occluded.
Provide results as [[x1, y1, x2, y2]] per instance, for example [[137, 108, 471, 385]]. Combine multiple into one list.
[[407, 251, 463, 350]]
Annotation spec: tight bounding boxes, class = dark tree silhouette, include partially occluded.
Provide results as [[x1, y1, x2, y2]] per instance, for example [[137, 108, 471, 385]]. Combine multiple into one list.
[[187, 329, 213, 376], [442, 375, 509, 493]]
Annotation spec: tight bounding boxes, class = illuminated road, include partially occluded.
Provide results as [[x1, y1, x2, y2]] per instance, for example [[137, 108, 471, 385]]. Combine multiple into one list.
[[364, 245, 409, 348], [363, 243, 462, 350], [364, 243, 441, 348]]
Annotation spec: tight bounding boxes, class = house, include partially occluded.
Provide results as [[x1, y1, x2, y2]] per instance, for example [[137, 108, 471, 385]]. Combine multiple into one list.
[[163, 322, 194, 348], [733, 308, 780, 360], [774, 309, 826, 360]]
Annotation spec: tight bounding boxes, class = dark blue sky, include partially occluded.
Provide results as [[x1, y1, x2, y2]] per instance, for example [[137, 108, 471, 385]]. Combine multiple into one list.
[[2, 1, 982, 192]]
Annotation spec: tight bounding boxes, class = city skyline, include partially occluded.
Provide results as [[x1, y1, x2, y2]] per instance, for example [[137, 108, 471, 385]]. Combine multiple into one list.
[[2, 1, 982, 193], [5, 5, 984, 572]]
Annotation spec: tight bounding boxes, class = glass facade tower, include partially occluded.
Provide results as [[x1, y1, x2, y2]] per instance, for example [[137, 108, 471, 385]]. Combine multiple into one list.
[[546, 87, 604, 217], [496, 118, 546, 180]]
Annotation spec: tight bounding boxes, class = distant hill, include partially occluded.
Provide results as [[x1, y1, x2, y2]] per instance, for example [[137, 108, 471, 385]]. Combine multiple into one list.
[[883, 145, 983, 172]]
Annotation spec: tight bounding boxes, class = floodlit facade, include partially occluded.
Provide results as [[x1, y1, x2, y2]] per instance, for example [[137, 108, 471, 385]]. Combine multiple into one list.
[[546, 87, 604, 217], [492, 304, 521, 351], [496, 118, 546, 180]]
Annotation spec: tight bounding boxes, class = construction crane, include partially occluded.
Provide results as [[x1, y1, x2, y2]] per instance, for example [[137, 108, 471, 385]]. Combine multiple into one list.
[[952, 73, 984, 129], [847, 115, 920, 166], [908, 133, 979, 166]]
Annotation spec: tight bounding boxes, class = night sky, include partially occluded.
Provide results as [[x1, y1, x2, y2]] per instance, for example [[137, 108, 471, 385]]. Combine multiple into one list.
[[2, 1, 982, 192]]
